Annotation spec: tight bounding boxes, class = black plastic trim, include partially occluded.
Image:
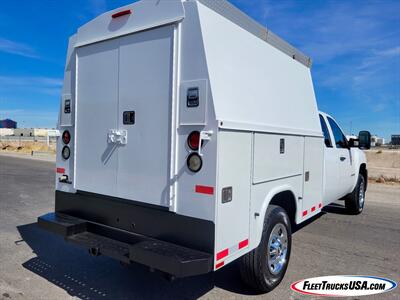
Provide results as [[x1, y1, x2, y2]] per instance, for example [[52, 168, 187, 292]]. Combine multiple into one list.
[[54, 191, 214, 253], [38, 212, 213, 277]]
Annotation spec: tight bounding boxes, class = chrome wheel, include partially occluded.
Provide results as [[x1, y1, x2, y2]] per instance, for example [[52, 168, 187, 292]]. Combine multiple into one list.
[[358, 176, 365, 210], [267, 223, 288, 275]]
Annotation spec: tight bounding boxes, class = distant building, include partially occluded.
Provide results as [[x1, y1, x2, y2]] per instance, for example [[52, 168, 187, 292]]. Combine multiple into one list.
[[392, 135, 400, 145], [0, 119, 17, 129], [13, 128, 34, 137], [376, 137, 385, 146], [371, 135, 385, 147], [13, 128, 54, 137], [0, 128, 14, 136]]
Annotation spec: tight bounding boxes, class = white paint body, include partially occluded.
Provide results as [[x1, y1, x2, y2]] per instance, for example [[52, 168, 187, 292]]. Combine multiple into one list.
[[56, 0, 367, 271]]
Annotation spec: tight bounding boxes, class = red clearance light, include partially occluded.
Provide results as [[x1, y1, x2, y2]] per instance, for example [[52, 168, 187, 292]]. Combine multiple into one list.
[[112, 9, 132, 19]]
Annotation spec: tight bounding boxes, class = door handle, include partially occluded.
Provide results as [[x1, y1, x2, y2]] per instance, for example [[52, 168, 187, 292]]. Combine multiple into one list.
[[340, 156, 346, 161], [108, 129, 128, 145]]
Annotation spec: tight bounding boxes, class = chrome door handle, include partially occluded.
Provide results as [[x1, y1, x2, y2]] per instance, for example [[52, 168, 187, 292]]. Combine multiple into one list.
[[108, 129, 128, 145], [340, 156, 346, 161]]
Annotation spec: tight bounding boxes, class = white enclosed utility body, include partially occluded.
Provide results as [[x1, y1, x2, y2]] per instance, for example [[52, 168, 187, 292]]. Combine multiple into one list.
[[39, 0, 369, 291]]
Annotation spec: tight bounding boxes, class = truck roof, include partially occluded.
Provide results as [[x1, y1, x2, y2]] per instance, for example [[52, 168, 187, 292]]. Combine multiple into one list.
[[197, 0, 312, 68], [74, 0, 311, 69]]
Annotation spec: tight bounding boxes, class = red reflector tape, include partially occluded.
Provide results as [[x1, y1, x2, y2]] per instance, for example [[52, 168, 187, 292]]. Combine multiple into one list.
[[195, 185, 214, 195], [56, 168, 65, 174], [112, 9, 132, 18], [302, 210, 308, 217], [238, 239, 249, 249], [216, 248, 229, 261], [311, 206, 316, 212], [215, 261, 224, 269]]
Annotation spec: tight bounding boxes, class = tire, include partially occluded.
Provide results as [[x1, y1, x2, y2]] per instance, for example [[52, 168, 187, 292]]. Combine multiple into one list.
[[345, 174, 366, 215], [239, 205, 292, 292]]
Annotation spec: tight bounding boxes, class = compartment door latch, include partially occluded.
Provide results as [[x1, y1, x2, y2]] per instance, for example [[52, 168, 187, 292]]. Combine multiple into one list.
[[108, 129, 128, 145]]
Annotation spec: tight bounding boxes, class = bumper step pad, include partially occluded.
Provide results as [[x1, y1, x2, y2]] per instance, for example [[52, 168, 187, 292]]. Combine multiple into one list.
[[38, 213, 212, 277]]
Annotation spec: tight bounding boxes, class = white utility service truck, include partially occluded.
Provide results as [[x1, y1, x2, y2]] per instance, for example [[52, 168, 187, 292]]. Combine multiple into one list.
[[38, 0, 371, 292]]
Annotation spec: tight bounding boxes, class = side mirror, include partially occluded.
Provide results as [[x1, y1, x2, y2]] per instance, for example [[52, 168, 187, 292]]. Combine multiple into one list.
[[358, 131, 371, 150]]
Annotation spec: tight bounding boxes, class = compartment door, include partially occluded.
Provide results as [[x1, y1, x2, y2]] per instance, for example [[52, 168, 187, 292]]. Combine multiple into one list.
[[116, 26, 174, 206], [75, 39, 119, 196], [302, 137, 324, 215]]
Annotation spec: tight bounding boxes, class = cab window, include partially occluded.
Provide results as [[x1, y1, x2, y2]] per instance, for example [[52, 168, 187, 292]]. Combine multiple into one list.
[[319, 115, 332, 147], [327, 117, 348, 148]]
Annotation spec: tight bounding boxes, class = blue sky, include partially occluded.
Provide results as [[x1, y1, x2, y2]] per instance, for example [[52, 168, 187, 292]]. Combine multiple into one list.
[[0, 0, 399, 140]]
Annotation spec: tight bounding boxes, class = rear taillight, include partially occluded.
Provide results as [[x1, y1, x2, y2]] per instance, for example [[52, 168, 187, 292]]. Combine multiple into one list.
[[187, 153, 202, 173], [62, 130, 71, 144], [62, 146, 70, 160], [187, 131, 201, 150]]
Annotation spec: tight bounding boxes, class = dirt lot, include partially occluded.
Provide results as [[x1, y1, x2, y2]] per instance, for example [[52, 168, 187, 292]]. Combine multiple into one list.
[[0, 154, 399, 300], [365, 149, 400, 183], [0, 141, 55, 155]]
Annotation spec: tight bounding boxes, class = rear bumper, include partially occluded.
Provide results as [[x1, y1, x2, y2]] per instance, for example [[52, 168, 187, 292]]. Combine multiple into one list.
[[38, 212, 213, 277]]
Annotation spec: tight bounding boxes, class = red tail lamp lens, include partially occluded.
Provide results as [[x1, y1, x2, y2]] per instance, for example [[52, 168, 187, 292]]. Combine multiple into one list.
[[62, 130, 71, 145], [188, 131, 201, 150]]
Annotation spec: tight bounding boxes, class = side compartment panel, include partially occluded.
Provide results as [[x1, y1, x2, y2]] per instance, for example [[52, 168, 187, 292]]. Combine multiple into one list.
[[253, 134, 304, 184], [215, 131, 252, 267], [302, 136, 324, 218]]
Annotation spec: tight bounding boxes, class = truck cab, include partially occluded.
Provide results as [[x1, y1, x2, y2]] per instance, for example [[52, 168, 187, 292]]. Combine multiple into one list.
[[319, 112, 368, 212]]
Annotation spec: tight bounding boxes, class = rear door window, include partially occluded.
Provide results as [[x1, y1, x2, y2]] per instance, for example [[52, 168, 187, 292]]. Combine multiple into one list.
[[319, 115, 332, 148], [327, 117, 348, 149]]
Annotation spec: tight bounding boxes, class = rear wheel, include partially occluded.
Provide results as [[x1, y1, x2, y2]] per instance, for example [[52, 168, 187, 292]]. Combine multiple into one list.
[[345, 174, 366, 214], [239, 205, 291, 292]]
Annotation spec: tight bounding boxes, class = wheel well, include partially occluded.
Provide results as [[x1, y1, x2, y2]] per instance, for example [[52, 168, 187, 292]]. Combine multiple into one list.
[[269, 191, 297, 227], [360, 163, 367, 190]]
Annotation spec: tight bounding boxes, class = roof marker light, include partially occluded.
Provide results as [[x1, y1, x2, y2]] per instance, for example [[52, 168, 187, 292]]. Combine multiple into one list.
[[112, 9, 132, 19]]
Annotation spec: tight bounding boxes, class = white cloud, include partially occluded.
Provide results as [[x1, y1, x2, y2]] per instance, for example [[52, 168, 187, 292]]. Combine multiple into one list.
[[0, 38, 38, 58], [0, 75, 63, 96], [0, 76, 62, 86], [377, 46, 400, 57]]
